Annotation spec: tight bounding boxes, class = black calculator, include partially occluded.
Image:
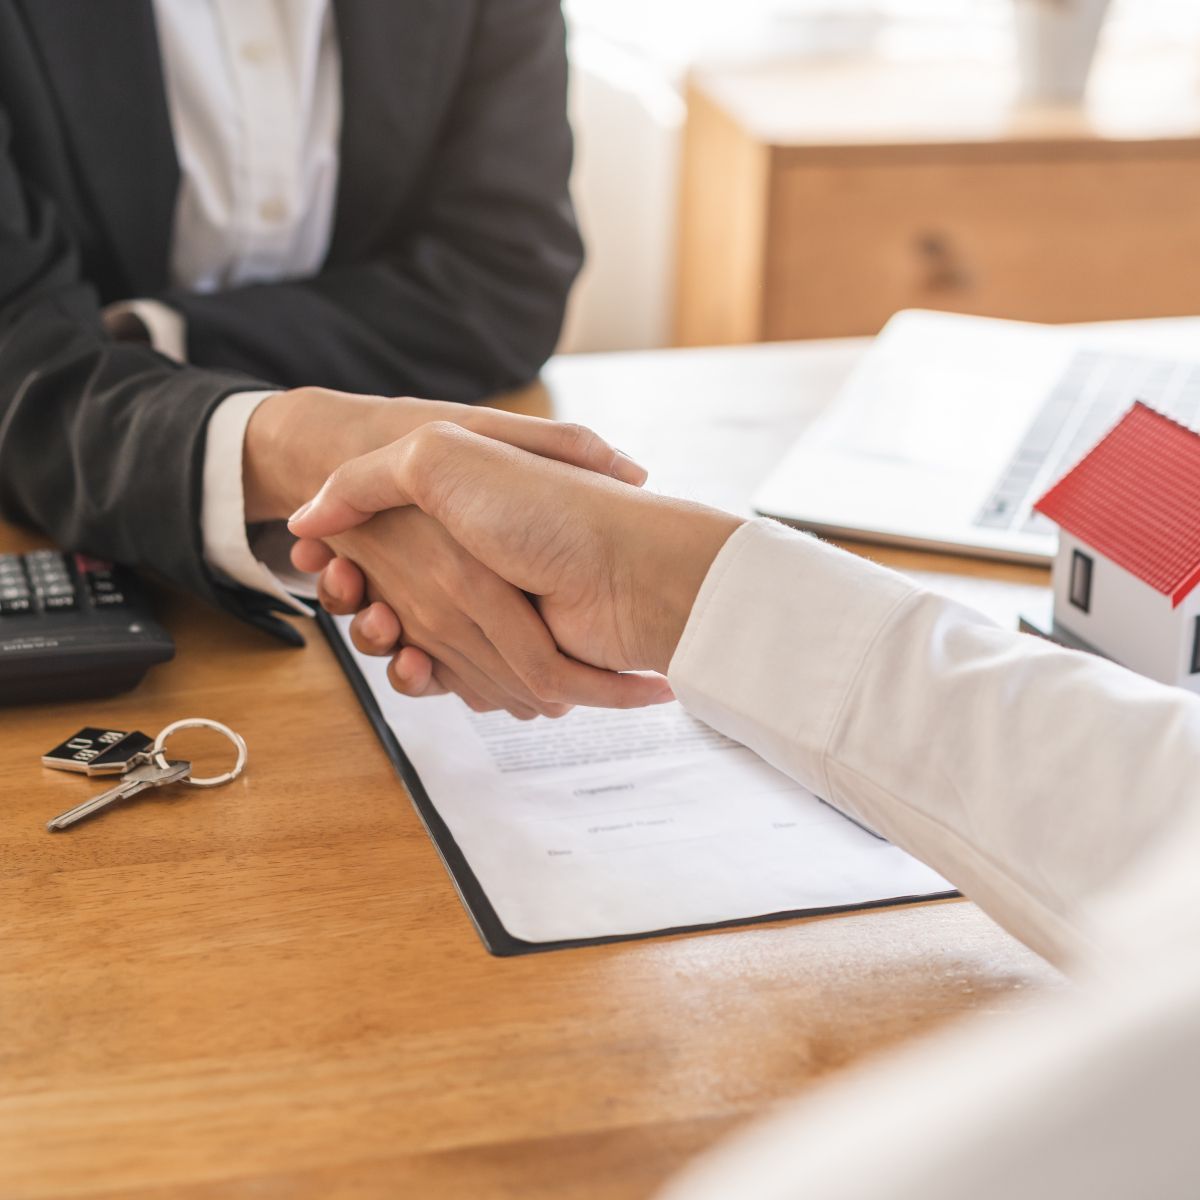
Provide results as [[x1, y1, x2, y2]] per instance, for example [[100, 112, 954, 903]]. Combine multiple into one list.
[[0, 550, 174, 706]]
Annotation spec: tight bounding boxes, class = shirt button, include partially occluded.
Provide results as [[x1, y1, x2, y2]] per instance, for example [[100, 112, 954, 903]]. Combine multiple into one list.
[[240, 41, 271, 64], [259, 197, 288, 224]]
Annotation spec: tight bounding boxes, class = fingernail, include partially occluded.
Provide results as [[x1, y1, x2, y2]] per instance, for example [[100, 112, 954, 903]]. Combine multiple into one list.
[[613, 451, 648, 484], [287, 499, 313, 526]]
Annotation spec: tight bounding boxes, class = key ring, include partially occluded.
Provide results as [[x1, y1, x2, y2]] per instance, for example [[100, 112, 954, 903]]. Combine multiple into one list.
[[152, 718, 247, 788]]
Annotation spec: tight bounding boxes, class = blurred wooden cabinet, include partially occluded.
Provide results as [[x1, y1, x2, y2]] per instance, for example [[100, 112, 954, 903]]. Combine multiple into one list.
[[674, 58, 1200, 344]]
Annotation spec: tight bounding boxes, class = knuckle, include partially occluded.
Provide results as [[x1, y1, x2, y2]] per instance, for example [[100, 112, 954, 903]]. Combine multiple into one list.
[[403, 421, 468, 506], [559, 422, 597, 454], [362, 627, 391, 653], [399, 424, 438, 478], [408, 422, 438, 451], [523, 661, 564, 706], [319, 587, 351, 616], [325, 458, 355, 493], [414, 419, 462, 449], [386, 660, 416, 694]]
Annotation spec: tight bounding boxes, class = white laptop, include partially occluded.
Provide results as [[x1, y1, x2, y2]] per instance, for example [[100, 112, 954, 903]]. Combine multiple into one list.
[[752, 310, 1200, 564]]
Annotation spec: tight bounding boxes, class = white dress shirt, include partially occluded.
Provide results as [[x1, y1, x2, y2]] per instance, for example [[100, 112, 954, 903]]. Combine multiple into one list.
[[104, 0, 340, 611], [660, 519, 1200, 1199]]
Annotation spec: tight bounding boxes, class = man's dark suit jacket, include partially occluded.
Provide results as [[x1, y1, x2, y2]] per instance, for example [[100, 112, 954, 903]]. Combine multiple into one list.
[[0, 0, 582, 642]]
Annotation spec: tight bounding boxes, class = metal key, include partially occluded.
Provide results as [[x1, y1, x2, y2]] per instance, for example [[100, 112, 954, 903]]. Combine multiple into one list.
[[46, 759, 191, 831]]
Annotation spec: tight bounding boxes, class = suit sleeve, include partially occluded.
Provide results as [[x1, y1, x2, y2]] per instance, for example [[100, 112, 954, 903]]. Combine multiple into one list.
[[0, 104, 298, 641], [167, 0, 583, 402]]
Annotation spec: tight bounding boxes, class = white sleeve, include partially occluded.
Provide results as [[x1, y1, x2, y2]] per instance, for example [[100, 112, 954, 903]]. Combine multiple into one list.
[[101, 298, 188, 362], [660, 518, 1200, 1200], [200, 391, 315, 615], [667, 519, 1200, 966]]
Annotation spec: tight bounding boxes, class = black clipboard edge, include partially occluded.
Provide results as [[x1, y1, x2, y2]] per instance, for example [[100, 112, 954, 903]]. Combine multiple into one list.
[[318, 610, 959, 957]]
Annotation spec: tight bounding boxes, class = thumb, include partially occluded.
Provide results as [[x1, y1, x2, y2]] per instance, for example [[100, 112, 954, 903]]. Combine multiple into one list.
[[287, 440, 420, 538]]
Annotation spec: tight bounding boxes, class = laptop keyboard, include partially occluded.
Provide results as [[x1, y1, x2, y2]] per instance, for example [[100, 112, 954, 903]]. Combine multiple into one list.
[[974, 349, 1200, 536]]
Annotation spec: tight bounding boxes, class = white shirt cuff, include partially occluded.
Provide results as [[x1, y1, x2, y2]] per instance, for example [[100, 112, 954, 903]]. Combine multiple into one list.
[[201, 390, 315, 616], [668, 519, 915, 801], [102, 298, 188, 363]]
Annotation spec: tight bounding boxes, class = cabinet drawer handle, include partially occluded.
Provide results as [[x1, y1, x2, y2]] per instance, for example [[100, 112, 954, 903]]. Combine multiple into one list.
[[916, 232, 973, 291]]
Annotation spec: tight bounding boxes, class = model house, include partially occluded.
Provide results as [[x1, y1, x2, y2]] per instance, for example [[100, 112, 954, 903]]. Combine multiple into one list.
[[1034, 401, 1200, 694]]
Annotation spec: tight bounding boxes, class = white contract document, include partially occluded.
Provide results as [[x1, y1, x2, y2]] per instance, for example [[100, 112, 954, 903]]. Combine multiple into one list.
[[334, 617, 952, 948]]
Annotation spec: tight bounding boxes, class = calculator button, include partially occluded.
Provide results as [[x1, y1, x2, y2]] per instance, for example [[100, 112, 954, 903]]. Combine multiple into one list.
[[92, 591, 127, 607], [0, 595, 34, 615], [41, 592, 78, 611], [73, 553, 113, 573]]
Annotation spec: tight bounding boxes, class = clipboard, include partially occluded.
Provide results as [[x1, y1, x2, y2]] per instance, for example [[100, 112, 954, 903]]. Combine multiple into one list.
[[319, 610, 957, 957]]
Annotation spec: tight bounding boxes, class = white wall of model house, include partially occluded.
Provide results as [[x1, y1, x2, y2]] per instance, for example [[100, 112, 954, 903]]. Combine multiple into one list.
[[1052, 531, 1200, 693]]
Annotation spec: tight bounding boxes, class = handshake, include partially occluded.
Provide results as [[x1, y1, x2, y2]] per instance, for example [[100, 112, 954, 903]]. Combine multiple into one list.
[[246, 390, 744, 717]]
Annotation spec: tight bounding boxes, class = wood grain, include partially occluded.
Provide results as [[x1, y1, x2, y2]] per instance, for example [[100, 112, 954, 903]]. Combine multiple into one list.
[[674, 56, 1200, 345], [764, 151, 1200, 341], [0, 341, 1057, 1199]]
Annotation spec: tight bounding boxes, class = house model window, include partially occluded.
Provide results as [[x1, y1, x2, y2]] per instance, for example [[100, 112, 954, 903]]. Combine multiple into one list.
[[1192, 617, 1200, 676], [1069, 549, 1093, 612]]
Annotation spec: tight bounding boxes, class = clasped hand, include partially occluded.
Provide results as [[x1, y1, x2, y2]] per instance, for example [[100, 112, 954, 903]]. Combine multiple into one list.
[[288, 422, 742, 715]]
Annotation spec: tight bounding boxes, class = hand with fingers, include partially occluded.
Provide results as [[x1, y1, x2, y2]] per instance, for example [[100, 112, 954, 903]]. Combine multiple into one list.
[[289, 422, 745, 709], [241, 388, 648, 715], [285, 411, 665, 717]]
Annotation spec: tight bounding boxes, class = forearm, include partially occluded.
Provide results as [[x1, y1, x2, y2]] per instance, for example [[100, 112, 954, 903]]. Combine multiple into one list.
[[667, 520, 1200, 966], [169, 235, 577, 404], [0, 297, 268, 587]]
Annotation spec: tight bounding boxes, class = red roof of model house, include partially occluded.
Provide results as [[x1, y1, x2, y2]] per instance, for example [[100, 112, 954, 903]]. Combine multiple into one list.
[[1034, 402, 1200, 608]]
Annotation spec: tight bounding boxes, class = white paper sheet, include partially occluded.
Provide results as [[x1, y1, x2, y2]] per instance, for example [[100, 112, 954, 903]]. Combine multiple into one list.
[[336, 617, 951, 944]]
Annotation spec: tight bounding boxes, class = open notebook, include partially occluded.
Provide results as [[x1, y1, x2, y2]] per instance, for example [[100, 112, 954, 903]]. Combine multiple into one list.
[[322, 612, 953, 955]]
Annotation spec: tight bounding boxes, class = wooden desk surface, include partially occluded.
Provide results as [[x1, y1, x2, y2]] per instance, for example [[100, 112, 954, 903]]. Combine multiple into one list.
[[1, 340, 1058, 1200]]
